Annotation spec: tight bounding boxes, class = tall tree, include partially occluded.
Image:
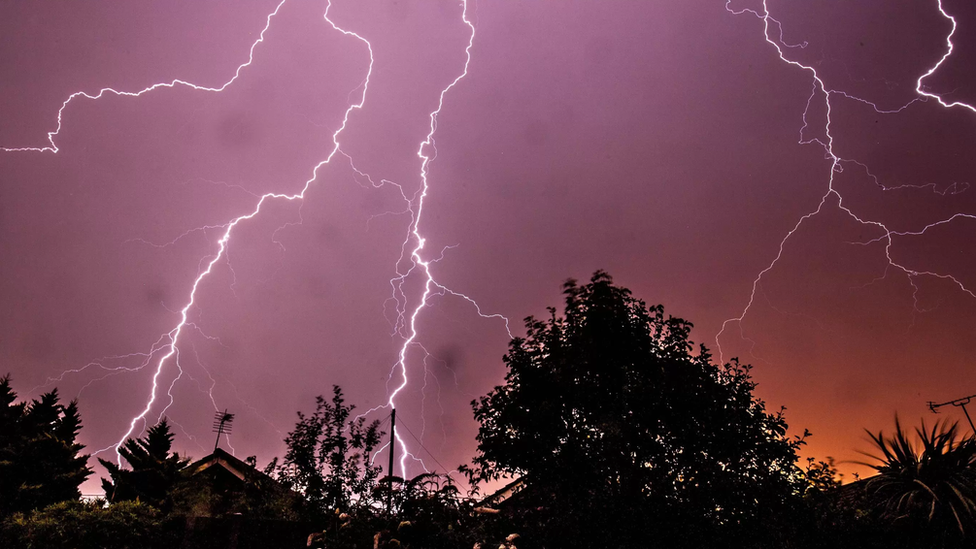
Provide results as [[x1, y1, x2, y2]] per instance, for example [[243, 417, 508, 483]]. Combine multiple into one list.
[[99, 418, 189, 510], [275, 385, 383, 517], [0, 375, 91, 518], [466, 272, 807, 546]]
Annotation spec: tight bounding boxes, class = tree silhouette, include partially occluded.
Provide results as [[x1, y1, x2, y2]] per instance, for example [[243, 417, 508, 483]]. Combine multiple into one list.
[[99, 418, 189, 510], [274, 385, 383, 518], [465, 272, 807, 546], [0, 375, 91, 518], [376, 472, 461, 519]]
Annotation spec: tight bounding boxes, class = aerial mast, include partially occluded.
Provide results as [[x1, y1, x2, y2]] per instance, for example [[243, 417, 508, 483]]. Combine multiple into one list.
[[928, 394, 976, 433], [212, 409, 235, 452]]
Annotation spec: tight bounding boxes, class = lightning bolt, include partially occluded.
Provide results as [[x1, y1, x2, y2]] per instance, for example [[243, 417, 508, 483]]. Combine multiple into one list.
[[4, 0, 374, 463], [100, 0, 380, 463], [4, 0, 510, 481], [379, 0, 513, 479], [718, 1, 976, 363]]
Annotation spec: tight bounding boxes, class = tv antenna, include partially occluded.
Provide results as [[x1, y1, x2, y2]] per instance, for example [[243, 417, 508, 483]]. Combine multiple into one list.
[[212, 409, 235, 452], [928, 394, 976, 433]]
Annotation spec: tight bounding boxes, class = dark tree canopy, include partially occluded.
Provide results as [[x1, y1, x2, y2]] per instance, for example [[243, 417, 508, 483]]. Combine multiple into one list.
[[0, 375, 91, 518], [274, 385, 383, 517], [99, 418, 189, 510], [1, 500, 177, 549], [467, 272, 807, 545]]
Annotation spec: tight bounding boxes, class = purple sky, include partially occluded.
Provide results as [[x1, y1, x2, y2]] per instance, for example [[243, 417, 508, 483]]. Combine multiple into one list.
[[3, 0, 976, 494]]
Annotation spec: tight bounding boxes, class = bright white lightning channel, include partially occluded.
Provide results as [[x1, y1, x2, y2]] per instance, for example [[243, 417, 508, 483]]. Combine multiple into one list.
[[377, 0, 513, 479]]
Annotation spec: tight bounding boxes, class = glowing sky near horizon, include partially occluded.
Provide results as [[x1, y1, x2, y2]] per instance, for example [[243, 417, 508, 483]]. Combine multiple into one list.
[[3, 0, 976, 492]]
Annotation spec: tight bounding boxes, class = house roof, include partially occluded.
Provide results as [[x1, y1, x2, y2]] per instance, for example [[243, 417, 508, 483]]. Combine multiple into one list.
[[833, 475, 875, 507], [474, 477, 528, 513], [186, 447, 271, 484]]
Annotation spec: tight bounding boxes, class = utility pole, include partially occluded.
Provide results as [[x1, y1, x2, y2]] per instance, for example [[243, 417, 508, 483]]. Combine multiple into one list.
[[928, 394, 976, 433], [388, 408, 396, 514]]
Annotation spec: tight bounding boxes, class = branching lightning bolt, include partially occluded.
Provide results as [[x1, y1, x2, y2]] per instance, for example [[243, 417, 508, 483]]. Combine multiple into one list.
[[379, 0, 512, 479], [5, 0, 510, 480], [718, 0, 976, 363], [99, 0, 379, 463], [6, 0, 375, 463]]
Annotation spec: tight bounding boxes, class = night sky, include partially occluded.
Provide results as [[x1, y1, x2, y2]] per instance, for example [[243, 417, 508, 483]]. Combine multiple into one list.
[[3, 0, 976, 494]]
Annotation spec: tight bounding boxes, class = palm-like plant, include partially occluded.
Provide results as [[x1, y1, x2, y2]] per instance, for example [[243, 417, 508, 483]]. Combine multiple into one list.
[[860, 417, 976, 537]]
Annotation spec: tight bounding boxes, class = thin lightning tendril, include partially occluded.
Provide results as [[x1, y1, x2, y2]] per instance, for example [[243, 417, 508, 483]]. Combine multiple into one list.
[[1, 1, 289, 154], [718, 0, 976, 363]]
